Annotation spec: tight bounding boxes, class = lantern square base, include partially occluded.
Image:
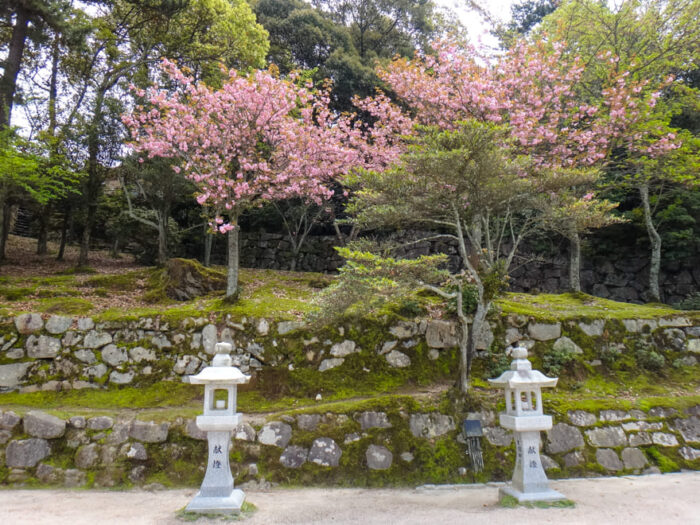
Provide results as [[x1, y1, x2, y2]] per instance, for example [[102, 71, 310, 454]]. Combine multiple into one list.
[[499, 485, 565, 503], [185, 488, 245, 514]]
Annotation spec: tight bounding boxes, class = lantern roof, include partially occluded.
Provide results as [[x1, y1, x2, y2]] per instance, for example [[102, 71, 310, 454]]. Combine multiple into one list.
[[488, 347, 557, 389], [187, 346, 251, 385], [189, 365, 250, 384]]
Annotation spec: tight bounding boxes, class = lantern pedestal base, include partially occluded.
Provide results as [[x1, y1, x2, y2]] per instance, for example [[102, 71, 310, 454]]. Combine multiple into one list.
[[185, 489, 245, 514], [499, 485, 565, 503]]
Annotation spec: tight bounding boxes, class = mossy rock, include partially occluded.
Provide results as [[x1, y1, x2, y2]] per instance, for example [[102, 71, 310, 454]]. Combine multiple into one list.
[[147, 259, 226, 302]]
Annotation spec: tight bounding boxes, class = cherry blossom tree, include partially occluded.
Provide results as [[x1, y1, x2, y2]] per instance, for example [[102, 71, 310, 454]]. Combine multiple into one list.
[[381, 39, 684, 300], [123, 60, 410, 298], [348, 36, 685, 390]]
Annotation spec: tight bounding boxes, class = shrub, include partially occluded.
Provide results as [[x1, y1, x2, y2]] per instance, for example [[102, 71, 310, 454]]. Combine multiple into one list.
[[542, 347, 576, 376], [636, 348, 665, 371]]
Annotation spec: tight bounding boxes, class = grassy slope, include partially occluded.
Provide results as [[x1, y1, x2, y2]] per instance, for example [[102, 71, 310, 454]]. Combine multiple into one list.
[[1, 263, 698, 421]]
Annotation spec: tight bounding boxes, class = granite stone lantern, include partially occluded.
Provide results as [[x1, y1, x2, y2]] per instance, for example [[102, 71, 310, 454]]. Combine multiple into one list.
[[185, 342, 250, 514], [488, 346, 565, 503]]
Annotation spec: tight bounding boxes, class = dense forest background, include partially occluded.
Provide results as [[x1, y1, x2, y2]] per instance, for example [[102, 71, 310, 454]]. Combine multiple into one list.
[[1, 0, 698, 306]]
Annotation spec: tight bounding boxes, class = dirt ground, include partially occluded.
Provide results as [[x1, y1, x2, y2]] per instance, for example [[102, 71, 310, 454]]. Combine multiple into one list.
[[0, 472, 698, 525]]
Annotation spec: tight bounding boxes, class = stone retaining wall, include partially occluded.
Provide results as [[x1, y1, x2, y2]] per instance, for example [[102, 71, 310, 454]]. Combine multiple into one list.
[[238, 231, 699, 304], [1, 402, 698, 488], [1, 313, 699, 392]]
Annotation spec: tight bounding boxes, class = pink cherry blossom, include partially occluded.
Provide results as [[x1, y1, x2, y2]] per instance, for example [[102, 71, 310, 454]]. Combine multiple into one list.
[[123, 60, 412, 232]]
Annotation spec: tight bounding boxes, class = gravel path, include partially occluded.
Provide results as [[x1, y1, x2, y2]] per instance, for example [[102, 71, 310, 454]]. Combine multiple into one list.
[[1, 472, 698, 525]]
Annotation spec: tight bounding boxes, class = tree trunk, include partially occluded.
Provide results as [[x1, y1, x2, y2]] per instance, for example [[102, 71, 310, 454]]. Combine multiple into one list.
[[57, 207, 70, 261], [568, 231, 581, 293], [289, 245, 299, 272], [110, 238, 119, 258], [0, 196, 8, 261], [78, 203, 96, 268], [0, 7, 29, 128], [465, 299, 489, 392], [639, 183, 662, 302], [78, 87, 107, 268], [36, 204, 51, 255], [204, 227, 212, 267], [456, 316, 469, 393], [225, 218, 240, 298], [157, 211, 168, 265]]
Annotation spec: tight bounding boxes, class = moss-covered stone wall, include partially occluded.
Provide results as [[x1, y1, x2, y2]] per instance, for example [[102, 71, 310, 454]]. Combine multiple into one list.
[[1, 312, 698, 393], [0, 397, 697, 489]]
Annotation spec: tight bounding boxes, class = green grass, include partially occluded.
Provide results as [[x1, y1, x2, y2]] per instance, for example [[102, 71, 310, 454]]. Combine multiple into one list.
[[176, 501, 257, 521], [36, 297, 94, 315], [0, 382, 201, 417], [496, 292, 689, 321], [82, 271, 147, 291], [0, 286, 35, 301]]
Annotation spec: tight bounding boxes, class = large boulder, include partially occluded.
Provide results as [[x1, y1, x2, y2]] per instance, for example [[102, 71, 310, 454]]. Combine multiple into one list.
[[75, 443, 100, 469], [45, 315, 72, 335], [366, 444, 393, 470], [596, 449, 623, 471], [528, 322, 561, 341], [330, 340, 357, 357], [87, 416, 114, 431], [279, 446, 308, 468], [24, 411, 66, 439], [425, 320, 458, 348], [409, 413, 455, 438], [101, 345, 128, 367], [552, 336, 583, 355], [129, 420, 169, 443], [673, 417, 700, 443], [308, 437, 342, 467], [296, 414, 321, 431], [5, 438, 51, 467], [546, 423, 584, 454], [83, 331, 112, 349], [358, 411, 392, 430], [385, 350, 411, 368], [568, 410, 597, 427], [258, 421, 292, 448], [26, 335, 61, 359], [154, 258, 226, 301], [586, 426, 627, 448], [14, 313, 43, 334], [0, 362, 32, 388], [621, 448, 647, 470]]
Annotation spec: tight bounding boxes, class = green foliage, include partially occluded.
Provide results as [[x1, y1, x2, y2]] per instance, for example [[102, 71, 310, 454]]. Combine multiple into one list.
[[446, 284, 479, 315], [482, 347, 511, 378], [674, 292, 700, 311], [542, 346, 577, 376], [635, 347, 665, 372], [645, 446, 679, 473], [255, 0, 437, 113], [308, 246, 448, 325]]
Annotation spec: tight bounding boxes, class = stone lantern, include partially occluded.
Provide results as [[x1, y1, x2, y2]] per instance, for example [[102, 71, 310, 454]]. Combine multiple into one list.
[[488, 346, 564, 502], [184, 342, 250, 514]]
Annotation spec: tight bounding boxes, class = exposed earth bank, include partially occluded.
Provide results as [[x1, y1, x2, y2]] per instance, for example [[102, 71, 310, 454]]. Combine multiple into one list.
[[0, 472, 697, 525]]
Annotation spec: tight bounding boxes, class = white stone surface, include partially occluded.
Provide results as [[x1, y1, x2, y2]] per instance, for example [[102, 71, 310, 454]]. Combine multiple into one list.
[[330, 340, 357, 357], [385, 350, 411, 368]]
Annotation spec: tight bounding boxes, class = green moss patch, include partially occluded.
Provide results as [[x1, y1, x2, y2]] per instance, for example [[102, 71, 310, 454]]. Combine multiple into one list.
[[36, 297, 94, 315], [176, 501, 257, 521], [83, 271, 147, 291], [496, 292, 687, 322], [0, 382, 201, 415]]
